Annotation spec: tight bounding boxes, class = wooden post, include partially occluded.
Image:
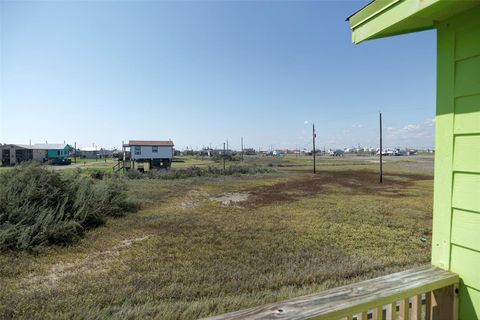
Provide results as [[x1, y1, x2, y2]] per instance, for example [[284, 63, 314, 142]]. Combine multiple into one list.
[[313, 123, 316, 174], [223, 142, 226, 174], [391, 302, 398, 320], [372, 306, 382, 320], [379, 112, 383, 184], [411, 294, 422, 320], [122, 140, 125, 173], [425, 291, 432, 320], [399, 298, 409, 320], [428, 284, 457, 320], [241, 136, 244, 161]]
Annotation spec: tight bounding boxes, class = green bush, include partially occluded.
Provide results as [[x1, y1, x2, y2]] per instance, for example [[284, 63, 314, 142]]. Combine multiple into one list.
[[211, 154, 242, 162], [0, 164, 138, 251], [132, 165, 274, 180]]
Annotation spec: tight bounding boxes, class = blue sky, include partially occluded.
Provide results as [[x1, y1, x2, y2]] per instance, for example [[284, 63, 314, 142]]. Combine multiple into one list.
[[0, 1, 436, 150]]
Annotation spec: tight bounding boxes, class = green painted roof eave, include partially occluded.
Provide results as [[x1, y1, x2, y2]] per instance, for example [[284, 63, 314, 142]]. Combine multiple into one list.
[[348, 0, 480, 44]]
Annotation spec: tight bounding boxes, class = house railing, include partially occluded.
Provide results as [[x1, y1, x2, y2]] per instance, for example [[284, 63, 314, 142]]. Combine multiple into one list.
[[113, 160, 131, 171], [201, 265, 458, 320]]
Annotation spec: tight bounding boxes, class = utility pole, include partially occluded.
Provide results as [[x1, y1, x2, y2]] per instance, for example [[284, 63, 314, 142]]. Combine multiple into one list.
[[223, 142, 226, 173], [379, 112, 383, 184], [241, 136, 244, 161], [313, 123, 316, 174], [122, 140, 126, 174]]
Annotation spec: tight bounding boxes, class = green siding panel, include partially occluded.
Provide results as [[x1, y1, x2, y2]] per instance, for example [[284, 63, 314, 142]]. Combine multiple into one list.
[[455, 55, 480, 98], [452, 209, 480, 252], [451, 245, 480, 290], [459, 285, 480, 320], [431, 23, 455, 269], [455, 95, 480, 134], [452, 173, 480, 212], [455, 26, 480, 61], [433, 11, 480, 319], [453, 135, 480, 172], [451, 246, 480, 319]]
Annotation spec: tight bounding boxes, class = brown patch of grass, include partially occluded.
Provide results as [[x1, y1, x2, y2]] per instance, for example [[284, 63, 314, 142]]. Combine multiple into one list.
[[243, 170, 432, 208]]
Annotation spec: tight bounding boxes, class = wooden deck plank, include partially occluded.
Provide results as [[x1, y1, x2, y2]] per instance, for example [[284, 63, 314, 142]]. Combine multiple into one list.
[[201, 266, 458, 320]]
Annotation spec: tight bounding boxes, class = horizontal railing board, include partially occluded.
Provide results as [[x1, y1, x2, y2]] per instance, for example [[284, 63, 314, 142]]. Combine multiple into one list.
[[201, 266, 458, 320]]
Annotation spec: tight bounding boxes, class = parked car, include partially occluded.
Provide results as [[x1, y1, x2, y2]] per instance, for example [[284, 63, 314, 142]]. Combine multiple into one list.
[[329, 149, 344, 157]]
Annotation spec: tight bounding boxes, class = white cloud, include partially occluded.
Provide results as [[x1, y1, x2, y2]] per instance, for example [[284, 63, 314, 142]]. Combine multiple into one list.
[[304, 120, 309, 125], [351, 123, 363, 128], [424, 118, 435, 126], [386, 121, 434, 141]]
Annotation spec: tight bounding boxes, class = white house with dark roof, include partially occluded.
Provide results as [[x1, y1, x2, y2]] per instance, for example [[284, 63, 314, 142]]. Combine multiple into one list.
[[120, 140, 174, 171]]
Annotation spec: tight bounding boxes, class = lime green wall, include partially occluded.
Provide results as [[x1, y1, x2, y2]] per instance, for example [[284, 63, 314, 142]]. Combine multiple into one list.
[[431, 7, 480, 320]]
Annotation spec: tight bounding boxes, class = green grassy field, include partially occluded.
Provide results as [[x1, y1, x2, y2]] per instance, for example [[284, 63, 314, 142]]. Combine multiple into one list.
[[0, 155, 434, 319]]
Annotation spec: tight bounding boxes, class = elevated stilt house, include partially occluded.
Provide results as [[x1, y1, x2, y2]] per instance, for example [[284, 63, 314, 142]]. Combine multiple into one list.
[[117, 140, 174, 172], [205, 1, 480, 319]]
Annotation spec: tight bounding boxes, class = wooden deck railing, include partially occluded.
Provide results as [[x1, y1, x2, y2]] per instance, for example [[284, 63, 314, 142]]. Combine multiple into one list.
[[113, 160, 131, 171], [201, 265, 458, 320]]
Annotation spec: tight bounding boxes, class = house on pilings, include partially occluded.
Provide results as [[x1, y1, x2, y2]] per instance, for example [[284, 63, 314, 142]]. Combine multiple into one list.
[[118, 140, 174, 172]]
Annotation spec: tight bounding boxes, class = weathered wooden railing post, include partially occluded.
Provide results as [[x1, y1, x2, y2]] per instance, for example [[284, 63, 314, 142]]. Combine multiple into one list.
[[428, 284, 458, 320]]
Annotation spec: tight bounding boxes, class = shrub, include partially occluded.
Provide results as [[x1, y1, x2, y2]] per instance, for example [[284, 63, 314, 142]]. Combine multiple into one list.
[[0, 164, 138, 251], [89, 169, 110, 180], [129, 165, 274, 180], [211, 154, 242, 162], [126, 169, 144, 179]]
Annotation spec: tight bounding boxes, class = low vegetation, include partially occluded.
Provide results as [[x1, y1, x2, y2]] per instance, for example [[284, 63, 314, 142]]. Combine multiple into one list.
[[0, 155, 434, 319], [0, 164, 138, 251], [126, 165, 274, 180]]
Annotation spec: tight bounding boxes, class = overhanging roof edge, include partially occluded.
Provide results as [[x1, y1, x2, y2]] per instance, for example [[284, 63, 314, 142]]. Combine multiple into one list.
[[348, 0, 480, 44]]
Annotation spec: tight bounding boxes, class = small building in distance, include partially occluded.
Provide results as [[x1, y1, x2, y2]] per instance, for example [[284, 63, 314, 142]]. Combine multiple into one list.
[[120, 140, 174, 171], [80, 147, 99, 159], [243, 148, 256, 156], [80, 147, 116, 159], [0, 143, 72, 166]]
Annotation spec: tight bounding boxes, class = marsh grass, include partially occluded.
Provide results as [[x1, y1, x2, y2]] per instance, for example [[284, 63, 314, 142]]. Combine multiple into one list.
[[0, 164, 138, 251], [0, 156, 434, 319]]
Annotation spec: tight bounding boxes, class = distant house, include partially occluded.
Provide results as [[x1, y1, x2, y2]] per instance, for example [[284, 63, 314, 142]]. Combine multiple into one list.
[[208, 149, 231, 157], [80, 147, 115, 159], [121, 140, 174, 171], [80, 147, 100, 159], [0, 143, 72, 166]]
